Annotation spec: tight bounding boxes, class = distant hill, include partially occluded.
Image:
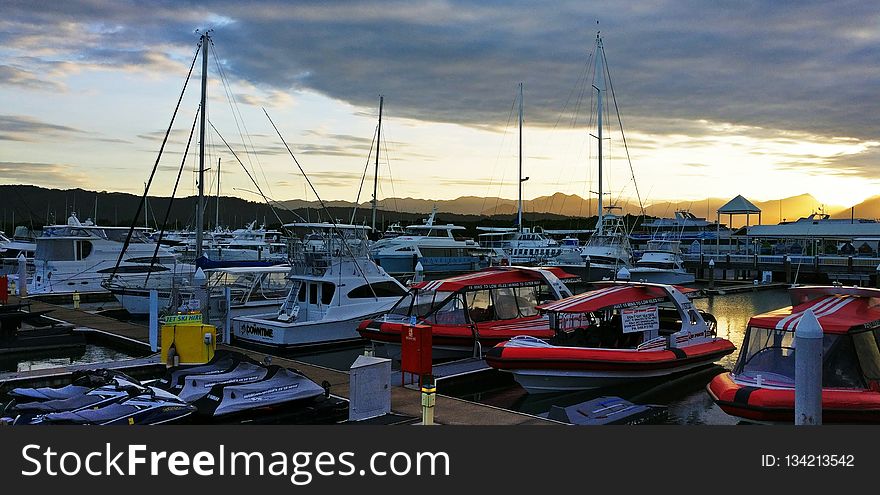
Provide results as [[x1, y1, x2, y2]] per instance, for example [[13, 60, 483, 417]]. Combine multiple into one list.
[[0, 184, 850, 234], [284, 192, 843, 227], [831, 195, 880, 221]]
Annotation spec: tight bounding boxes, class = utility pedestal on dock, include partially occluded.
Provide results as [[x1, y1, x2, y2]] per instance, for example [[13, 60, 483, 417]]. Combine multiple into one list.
[[16, 253, 27, 297], [795, 309, 822, 425], [349, 355, 392, 421], [708, 259, 715, 289]]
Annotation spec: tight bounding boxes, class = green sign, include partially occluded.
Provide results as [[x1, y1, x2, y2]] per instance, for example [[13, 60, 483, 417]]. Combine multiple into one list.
[[163, 313, 203, 325]]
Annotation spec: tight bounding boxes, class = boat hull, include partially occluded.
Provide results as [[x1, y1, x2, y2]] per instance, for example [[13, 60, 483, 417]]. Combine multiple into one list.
[[627, 269, 695, 285], [232, 314, 373, 348], [372, 254, 485, 275], [707, 372, 880, 423], [487, 339, 735, 393], [357, 316, 555, 360]]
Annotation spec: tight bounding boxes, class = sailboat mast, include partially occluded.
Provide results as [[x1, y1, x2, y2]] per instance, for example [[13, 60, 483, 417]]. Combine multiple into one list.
[[371, 96, 383, 233], [215, 157, 221, 230], [595, 35, 604, 236], [195, 32, 209, 259], [518, 82, 524, 234]]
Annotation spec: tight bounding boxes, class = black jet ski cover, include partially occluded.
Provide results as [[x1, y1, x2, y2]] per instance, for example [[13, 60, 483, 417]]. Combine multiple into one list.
[[8, 377, 145, 415], [192, 366, 326, 417], [8, 369, 138, 402], [27, 387, 195, 425]]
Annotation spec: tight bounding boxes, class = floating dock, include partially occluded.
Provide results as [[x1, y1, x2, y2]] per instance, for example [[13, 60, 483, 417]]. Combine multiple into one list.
[[0, 295, 552, 425]]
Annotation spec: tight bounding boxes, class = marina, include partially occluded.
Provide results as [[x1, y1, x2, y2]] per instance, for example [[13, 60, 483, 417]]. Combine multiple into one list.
[[1, 6, 877, 432]]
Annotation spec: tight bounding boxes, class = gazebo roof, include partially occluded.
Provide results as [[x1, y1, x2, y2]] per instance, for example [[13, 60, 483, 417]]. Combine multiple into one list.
[[718, 194, 761, 214]]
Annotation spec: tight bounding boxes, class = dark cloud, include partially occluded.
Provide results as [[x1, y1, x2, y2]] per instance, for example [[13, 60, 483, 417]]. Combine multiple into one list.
[[0, 114, 86, 141], [2, 0, 878, 144]]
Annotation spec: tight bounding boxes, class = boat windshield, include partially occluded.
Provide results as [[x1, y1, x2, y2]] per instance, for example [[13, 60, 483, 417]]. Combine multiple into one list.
[[733, 326, 866, 388], [387, 290, 455, 320]]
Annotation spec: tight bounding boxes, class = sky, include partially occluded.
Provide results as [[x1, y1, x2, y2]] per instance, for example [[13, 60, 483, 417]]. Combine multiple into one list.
[[1, 0, 878, 212]]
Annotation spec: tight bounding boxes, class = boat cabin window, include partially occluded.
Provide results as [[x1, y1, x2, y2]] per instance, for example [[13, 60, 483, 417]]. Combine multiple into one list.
[[734, 327, 865, 388], [297, 283, 307, 303], [423, 294, 468, 325], [855, 329, 880, 386], [35, 239, 76, 261], [309, 283, 318, 304], [321, 283, 335, 305], [75, 240, 92, 260], [464, 286, 543, 323], [348, 281, 408, 299]]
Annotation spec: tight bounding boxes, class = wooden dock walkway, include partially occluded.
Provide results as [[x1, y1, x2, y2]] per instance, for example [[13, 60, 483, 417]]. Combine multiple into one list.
[[2, 296, 552, 425]]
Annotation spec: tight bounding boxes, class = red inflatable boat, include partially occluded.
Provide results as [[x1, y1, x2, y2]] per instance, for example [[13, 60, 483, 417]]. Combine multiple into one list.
[[357, 266, 579, 359], [486, 282, 735, 393], [707, 286, 880, 423]]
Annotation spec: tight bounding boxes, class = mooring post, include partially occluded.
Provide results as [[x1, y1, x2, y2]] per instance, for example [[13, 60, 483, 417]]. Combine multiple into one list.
[[421, 380, 437, 425], [16, 253, 27, 297], [149, 289, 159, 352], [708, 259, 715, 289], [795, 309, 823, 425], [876, 264, 880, 289], [784, 256, 792, 284], [412, 261, 424, 283], [223, 286, 232, 344], [584, 255, 591, 281], [194, 267, 208, 324]]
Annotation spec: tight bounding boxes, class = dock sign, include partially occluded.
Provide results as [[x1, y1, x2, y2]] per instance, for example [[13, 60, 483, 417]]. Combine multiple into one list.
[[163, 313, 203, 325], [621, 306, 659, 334]]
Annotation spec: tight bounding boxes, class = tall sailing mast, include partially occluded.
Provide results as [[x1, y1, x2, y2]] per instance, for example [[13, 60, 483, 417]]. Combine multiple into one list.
[[593, 34, 605, 236], [215, 157, 221, 230], [195, 31, 210, 260], [371, 95, 384, 233], [517, 83, 527, 234]]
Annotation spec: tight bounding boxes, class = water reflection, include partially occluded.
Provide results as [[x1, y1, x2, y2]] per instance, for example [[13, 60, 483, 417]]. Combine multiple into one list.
[[6, 345, 135, 373]]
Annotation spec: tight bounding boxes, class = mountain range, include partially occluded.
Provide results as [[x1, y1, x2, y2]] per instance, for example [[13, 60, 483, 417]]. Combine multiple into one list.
[[0, 185, 873, 232]]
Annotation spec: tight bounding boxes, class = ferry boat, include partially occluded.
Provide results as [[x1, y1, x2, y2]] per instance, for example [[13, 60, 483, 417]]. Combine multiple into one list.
[[707, 286, 880, 423], [232, 223, 407, 348], [357, 266, 580, 359], [486, 282, 735, 393]]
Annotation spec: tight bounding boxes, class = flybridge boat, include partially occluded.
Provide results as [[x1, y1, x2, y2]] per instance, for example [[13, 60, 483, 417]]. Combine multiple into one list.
[[708, 286, 880, 423], [357, 266, 580, 359], [109, 265, 292, 320], [476, 227, 585, 265], [369, 208, 488, 276], [232, 223, 407, 348], [486, 282, 735, 393], [30, 213, 180, 295], [628, 239, 695, 285]]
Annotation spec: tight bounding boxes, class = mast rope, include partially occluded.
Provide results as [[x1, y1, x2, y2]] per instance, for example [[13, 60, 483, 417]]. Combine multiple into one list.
[[144, 106, 201, 284], [107, 39, 201, 283]]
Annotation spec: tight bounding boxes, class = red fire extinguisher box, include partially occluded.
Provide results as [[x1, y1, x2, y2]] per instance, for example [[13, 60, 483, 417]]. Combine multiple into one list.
[[400, 324, 432, 377]]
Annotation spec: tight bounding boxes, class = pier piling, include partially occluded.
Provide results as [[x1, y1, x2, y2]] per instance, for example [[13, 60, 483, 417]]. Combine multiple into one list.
[[795, 309, 823, 425]]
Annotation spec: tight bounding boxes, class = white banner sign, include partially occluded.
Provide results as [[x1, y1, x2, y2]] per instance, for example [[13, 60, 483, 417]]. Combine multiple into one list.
[[621, 306, 659, 334]]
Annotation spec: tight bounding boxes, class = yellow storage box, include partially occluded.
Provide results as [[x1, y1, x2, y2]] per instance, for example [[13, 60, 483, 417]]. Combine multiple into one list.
[[160, 323, 216, 366]]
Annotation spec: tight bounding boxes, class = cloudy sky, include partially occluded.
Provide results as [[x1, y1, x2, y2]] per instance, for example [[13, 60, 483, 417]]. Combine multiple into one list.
[[1, 0, 878, 210]]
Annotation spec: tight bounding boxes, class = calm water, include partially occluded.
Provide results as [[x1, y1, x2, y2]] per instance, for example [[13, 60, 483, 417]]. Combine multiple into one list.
[[4, 345, 136, 373]]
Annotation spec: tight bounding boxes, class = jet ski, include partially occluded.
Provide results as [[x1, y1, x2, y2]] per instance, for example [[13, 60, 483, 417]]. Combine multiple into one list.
[[7, 369, 137, 403], [21, 387, 195, 425], [6, 375, 146, 423], [153, 350, 260, 393], [191, 366, 329, 418], [177, 361, 270, 402]]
